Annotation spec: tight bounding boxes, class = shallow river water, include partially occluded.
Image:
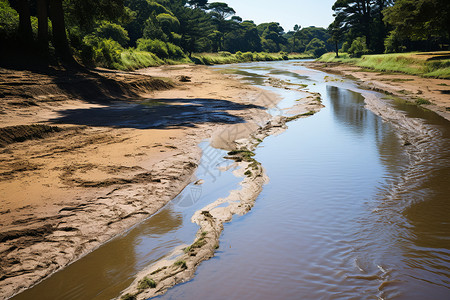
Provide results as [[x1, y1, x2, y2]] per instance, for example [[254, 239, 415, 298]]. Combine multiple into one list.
[[13, 61, 450, 300]]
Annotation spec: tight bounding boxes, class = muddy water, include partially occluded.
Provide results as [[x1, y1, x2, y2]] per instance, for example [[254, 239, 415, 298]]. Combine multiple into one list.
[[12, 61, 450, 300], [158, 61, 450, 299], [12, 143, 242, 300]]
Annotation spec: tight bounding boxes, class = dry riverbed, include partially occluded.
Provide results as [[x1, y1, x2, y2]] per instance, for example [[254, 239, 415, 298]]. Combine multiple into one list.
[[0, 64, 276, 299]]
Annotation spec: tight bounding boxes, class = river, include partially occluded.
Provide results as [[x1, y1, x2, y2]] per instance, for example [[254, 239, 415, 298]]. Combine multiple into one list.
[[12, 61, 450, 300]]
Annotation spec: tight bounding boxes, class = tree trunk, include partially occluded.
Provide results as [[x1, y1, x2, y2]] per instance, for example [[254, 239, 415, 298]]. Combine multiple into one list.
[[335, 40, 339, 58], [37, 0, 49, 54], [49, 0, 72, 60], [16, 0, 33, 46]]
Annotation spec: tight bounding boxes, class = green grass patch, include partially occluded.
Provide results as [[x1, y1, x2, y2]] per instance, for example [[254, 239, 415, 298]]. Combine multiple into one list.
[[318, 52, 450, 79], [137, 277, 156, 290], [121, 293, 136, 300], [416, 98, 432, 105], [192, 52, 313, 65], [174, 260, 187, 269], [285, 111, 316, 122], [150, 266, 167, 275]]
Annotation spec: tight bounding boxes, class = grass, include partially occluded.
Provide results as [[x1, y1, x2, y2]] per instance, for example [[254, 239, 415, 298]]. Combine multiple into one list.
[[137, 277, 156, 290], [318, 52, 450, 79], [285, 111, 316, 122], [415, 98, 432, 105], [174, 260, 187, 269], [121, 293, 136, 300], [192, 52, 312, 65], [119, 50, 164, 70]]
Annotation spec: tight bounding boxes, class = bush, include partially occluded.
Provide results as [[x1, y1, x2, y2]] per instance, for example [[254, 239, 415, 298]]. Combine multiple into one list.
[[166, 42, 184, 58], [83, 35, 124, 68], [341, 41, 350, 53], [0, 0, 19, 39], [137, 38, 168, 58], [94, 21, 130, 47], [279, 51, 289, 60], [384, 30, 406, 54], [242, 52, 254, 61], [218, 51, 232, 57], [348, 37, 369, 58], [120, 49, 164, 70]]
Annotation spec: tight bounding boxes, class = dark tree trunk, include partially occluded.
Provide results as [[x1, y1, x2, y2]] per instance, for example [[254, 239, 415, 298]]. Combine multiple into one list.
[[49, 0, 72, 60], [335, 40, 339, 58], [15, 0, 33, 46], [37, 0, 49, 54]]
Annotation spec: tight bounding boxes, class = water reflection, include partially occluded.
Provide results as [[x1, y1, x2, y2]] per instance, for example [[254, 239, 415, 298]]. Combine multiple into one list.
[[160, 62, 450, 300]]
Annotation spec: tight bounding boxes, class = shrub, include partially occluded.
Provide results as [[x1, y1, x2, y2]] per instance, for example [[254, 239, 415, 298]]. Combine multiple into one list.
[[348, 37, 369, 58], [137, 38, 168, 58], [166, 42, 184, 58], [279, 51, 289, 60], [0, 0, 18, 39], [218, 51, 232, 57], [83, 35, 124, 68], [94, 21, 130, 47], [341, 41, 350, 53], [242, 51, 254, 61], [384, 30, 406, 54]]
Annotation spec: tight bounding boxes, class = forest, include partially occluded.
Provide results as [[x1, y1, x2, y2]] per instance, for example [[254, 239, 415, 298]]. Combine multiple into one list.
[[0, 0, 449, 69]]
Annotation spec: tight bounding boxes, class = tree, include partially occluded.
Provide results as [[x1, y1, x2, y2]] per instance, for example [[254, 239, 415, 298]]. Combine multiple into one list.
[[258, 22, 286, 52], [292, 24, 301, 52], [331, 0, 394, 53], [9, 0, 33, 46], [208, 2, 235, 20], [49, 0, 71, 60], [328, 16, 344, 57], [383, 0, 450, 51], [188, 0, 208, 9], [36, 0, 48, 53]]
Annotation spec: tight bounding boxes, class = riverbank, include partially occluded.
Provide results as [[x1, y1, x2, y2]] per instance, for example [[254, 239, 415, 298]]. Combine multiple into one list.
[[306, 59, 450, 122], [0, 64, 277, 299], [117, 83, 324, 300]]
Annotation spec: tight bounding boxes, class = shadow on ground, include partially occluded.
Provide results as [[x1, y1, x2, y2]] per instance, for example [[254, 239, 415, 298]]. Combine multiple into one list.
[[48, 98, 264, 129]]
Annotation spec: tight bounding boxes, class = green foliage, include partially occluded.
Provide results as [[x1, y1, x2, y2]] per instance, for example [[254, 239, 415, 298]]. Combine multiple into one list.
[[137, 277, 156, 290], [137, 38, 184, 59], [174, 260, 187, 269], [384, 30, 407, 54], [94, 21, 130, 46], [0, 0, 19, 39], [120, 49, 164, 70], [121, 293, 136, 300], [83, 35, 124, 68], [318, 52, 450, 79], [306, 38, 327, 58], [384, 0, 450, 52], [348, 37, 369, 58]]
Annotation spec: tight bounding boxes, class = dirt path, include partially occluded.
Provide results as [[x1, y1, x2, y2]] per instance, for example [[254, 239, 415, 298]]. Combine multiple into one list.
[[0, 64, 272, 299], [305, 61, 450, 121]]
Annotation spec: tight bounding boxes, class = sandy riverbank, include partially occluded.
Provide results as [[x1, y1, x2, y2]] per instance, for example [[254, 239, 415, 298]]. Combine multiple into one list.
[[0, 64, 276, 299], [305, 61, 450, 122]]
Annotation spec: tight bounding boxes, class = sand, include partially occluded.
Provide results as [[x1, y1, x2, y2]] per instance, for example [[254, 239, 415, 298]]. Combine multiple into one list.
[[0, 64, 271, 299]]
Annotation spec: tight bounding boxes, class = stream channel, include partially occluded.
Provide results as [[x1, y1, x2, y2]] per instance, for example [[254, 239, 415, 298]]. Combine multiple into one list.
[[13, 61, 450, 300]]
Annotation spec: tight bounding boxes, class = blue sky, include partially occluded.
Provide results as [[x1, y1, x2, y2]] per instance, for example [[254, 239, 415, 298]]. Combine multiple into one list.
[[219, 0, 336, 31]]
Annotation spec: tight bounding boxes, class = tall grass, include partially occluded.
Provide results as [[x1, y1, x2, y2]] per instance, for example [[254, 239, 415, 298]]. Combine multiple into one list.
[[119, 50, 164, 70], [192, 52, 312, 65], [317, 52, 450, 79]]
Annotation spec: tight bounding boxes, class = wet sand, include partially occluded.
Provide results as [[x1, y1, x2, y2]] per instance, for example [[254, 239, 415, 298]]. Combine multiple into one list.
[[0, 64, 272, 299], [305, 61, 450, 121]]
